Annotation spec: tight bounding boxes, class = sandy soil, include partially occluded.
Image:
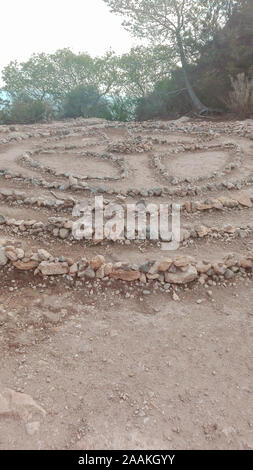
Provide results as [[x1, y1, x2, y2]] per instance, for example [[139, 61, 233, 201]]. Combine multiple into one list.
[[164, 150, 229, 178], [0, 281, 252, 450]]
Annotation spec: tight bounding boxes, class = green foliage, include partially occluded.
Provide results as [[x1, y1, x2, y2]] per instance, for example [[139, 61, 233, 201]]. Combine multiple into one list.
[[0, 97, 52, 124], [103, 0, 240, 110], [1, 1, 252, 122], [135, 0, 253, 119], [118, 45, 175, 96], [104, 1, 239, 61], [2, 49, 119, 106], [62, 85, 111, 119], [108, 95, 136, 121], [188, 0, 253, 109], [135, 74, 192, 121]]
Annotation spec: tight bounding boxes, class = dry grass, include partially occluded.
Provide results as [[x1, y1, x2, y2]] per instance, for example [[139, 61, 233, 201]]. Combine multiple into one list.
[[226, 73, 253, 116]]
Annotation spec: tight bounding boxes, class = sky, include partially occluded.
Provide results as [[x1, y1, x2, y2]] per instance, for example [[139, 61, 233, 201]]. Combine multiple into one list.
[[0, 0, 138, 75]]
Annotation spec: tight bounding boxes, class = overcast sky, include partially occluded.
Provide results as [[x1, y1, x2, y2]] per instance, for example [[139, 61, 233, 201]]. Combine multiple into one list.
[[0, 0, 137, 74]]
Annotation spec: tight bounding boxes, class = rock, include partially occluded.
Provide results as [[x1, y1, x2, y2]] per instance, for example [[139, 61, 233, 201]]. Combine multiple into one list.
[[236, 192, 253, 208], [165, 265, 198, 284], [223, 225, 236, 234], [184, 201, 192, 213], [174, 256, 195, 268], [13, 260, 39, 271], [38, 249, 52, 261], [194, 199, 223, 211], [69, 263, 78, 274], [109, 269, 141, 281], [157, 259, 172, 272], [16, 248, 25, 259], [139, 261, 154, 273], [0, 215, 5, 225], [240, 257, 253, 269], [146, 272, 159, 280], [218, 196, 238, 208], [139, 273, 147, 283], [90, 255, 105, 271], [64, 220, 73, 230], [0, 248, 8, 266], [213, 263, 226, 275], [195, 225, 210, 238], [180, 229, 191, 241], [5, 248, 18, 262], [59, 228, 69, 239], [196, 262, 211, 274], [194, 201, 213, 211], [96, 265, 105, 278], [69, 175, 78, 186], [82, 266, 96, 279], [0, 387, 46, 422], [39, 261, 69, 275], [153, 188, 162, 196], [104, 263, 113, 275], [224, 269, 235, 280], [225, 254, 239, 268]]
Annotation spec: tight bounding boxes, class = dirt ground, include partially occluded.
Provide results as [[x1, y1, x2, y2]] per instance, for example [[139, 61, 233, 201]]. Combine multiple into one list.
[[0, 117, 253, 450]]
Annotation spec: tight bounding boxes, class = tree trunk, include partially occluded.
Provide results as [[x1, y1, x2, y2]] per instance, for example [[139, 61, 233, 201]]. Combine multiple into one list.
[[176, 33, 207, 113]]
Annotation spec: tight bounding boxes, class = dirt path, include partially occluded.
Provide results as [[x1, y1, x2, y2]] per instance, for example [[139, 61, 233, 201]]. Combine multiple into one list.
[[0, 282, 252, 450]]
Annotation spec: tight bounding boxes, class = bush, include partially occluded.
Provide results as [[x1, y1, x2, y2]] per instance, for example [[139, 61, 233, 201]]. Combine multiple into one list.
[[225, 73, 253, 116], [135, 75, 192, 121], [108, 95, 136, 122], [62, 85, 111, 119], [0, 98, 52, 124]]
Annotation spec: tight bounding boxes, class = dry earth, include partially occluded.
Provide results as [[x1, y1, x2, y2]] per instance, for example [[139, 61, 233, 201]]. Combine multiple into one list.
[[0, 116, 253, 450]]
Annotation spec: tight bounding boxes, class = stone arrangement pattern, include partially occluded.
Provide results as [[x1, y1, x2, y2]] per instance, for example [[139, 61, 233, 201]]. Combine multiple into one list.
[[0, 116, 253, 289]]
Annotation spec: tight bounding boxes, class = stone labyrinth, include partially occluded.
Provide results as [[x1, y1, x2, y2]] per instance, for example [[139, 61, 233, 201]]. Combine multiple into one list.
[[0, 116, 253, 290]]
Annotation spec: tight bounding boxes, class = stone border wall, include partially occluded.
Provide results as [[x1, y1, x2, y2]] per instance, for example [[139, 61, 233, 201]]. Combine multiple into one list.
[[0, 243, 252, 285], [0, 213, 252, 244]]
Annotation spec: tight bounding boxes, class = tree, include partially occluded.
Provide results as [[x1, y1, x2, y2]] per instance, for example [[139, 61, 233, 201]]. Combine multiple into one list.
[[135, 0, 253, 119], [103, 0, 239, 112], [2, 53, 55, 102], [2, 49, 120, 107], [118, 45, 175, 96], [187, 0, 253, 110]]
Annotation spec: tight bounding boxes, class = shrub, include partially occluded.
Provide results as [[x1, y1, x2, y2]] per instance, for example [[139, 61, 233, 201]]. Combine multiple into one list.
[[0, 98, 52, 124], [108, 95, 136, 122], [135, 76, 191, 121], [62, 85, 111, 119], [225, 73, 253, 116]]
